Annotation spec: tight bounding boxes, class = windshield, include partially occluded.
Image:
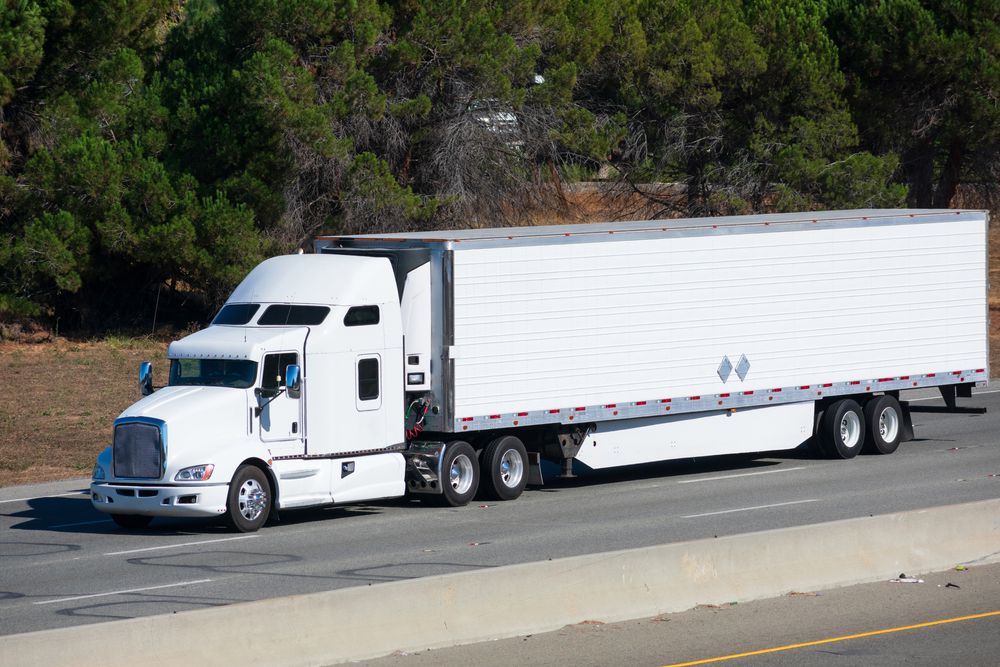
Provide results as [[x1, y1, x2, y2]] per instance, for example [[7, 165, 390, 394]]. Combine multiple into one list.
[[169, 358, 258, 389]]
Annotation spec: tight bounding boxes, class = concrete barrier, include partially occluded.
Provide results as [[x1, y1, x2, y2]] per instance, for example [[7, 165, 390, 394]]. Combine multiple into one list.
[[3, 498, 999, 666]]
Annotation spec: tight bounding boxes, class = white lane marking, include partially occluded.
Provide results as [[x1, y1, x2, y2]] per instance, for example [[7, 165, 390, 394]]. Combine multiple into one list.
[[104, 535, 257, 556], [49, 519, 113, 529], [677, 466, 806, 485], [33, 579, 213, 605], [681, 499, 820, 519], [0, 490, 88, 505], [908, 388, 1000, 402]]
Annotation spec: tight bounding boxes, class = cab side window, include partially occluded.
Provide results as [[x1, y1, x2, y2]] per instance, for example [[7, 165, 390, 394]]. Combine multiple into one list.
[[261, 352, 298, 391]]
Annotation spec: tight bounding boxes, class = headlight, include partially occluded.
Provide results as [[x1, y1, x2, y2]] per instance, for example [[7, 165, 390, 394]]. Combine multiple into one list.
[[92, 463, 106, 481], [174, 464, 215, 481]]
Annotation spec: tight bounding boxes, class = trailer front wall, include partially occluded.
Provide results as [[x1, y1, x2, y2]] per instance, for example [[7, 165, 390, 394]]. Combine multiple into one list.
[[449, 215, 987, 420]]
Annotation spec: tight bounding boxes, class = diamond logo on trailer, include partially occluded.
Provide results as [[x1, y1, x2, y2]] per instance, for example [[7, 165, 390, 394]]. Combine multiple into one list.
[[735, 354, 751, 381], [717, 356, 733, 383]]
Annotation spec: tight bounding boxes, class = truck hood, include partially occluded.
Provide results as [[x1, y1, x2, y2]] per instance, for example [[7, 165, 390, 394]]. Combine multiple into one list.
[[118, 386, 249, 467]]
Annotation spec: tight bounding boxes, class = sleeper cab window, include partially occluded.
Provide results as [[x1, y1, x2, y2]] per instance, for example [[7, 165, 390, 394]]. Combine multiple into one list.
[[357, 356, 380, 407], [344, 305, 380, 327]]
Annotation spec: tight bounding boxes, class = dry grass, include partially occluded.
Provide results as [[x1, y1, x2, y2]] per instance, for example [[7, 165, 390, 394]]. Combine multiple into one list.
[[0, 337, 168, 487]]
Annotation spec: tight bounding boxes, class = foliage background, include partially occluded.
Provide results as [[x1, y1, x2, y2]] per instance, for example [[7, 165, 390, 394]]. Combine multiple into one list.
[[1, 0, 997, 331]]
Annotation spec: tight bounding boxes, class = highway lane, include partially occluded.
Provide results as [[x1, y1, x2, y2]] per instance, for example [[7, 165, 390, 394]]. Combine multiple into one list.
[[1, 386, 998, 636], [361, 563, 1000, 667]]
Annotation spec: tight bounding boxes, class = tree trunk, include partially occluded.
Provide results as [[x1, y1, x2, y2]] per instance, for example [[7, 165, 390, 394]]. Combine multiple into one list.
[[903, 141, 935, 208], [686, 157, 705, 216], [931, 139, 963, 208]]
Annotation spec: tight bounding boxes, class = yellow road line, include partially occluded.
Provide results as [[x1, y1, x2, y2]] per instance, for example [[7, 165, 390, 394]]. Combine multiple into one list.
[[662, 610, 1000, 667]]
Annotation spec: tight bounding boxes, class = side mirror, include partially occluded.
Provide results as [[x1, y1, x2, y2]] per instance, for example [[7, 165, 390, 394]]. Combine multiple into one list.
[[139, 361, 154, 396], [285, 364, 301, 399]]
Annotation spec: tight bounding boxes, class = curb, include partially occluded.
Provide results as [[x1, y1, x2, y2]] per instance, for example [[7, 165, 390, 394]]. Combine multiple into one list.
[[3, 498, 999, 666]]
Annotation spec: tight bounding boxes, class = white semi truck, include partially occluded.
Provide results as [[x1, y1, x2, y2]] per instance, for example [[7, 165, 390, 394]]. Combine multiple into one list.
[[90, 209, 989, 531]]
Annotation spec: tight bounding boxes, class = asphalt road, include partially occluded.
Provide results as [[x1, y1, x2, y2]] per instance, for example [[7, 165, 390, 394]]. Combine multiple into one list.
[[1, 386, 998, 637], [361, 562, 1000, 667]]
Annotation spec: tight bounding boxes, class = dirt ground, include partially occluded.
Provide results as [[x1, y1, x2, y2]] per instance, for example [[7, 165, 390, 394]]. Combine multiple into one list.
[[1, 211, 998, 488], [0, 337, 169, 486]]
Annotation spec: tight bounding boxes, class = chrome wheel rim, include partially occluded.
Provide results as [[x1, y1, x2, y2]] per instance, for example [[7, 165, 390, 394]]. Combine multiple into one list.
[[499, 449, 524, 488], [238, 478, 267, 521], [878, 406, 899, 442], [840, 411, 861, 449], [450, 454, 474, 495]]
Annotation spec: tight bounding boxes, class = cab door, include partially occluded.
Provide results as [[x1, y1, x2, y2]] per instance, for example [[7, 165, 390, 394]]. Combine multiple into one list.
[[257, 350, 304, 456]]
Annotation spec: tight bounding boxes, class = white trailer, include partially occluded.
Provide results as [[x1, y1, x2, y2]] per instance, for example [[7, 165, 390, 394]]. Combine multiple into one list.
[[90, 209, 989, 530]]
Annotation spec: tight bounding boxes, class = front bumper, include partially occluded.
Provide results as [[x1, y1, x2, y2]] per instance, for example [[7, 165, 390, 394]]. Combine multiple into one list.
[[90, 482, 229, 518]]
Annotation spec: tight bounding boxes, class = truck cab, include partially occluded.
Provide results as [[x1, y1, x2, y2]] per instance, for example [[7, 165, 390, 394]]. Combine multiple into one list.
[[90, 254, 412, 531]]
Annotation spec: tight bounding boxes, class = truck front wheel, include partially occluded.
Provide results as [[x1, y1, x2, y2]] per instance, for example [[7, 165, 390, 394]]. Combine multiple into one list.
[[441, 441, 479, 507], [819, 399, 865, 459], [480, 435, 528, 501], [227, 465, 271, 532]]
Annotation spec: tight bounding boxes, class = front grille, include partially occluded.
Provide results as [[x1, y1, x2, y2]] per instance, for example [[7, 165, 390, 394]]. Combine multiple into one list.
[[113, 421, 163, 479]]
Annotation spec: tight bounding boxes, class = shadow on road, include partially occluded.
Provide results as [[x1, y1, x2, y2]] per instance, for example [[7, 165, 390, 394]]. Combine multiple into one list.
[[4, 495, 391, 535]]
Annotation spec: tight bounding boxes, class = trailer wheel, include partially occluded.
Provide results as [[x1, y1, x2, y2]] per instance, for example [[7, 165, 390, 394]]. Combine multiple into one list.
[[480, 435, 528, 501], [441, 441, 479, 507], [227, 465, 271, 532], [819, 399, 865, 459], [863, 395, 902, 455], [111, 514, 153, 530]]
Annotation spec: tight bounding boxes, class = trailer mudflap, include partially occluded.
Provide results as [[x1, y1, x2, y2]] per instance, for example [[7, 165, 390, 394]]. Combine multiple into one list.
[[908, 384, 987, 415]]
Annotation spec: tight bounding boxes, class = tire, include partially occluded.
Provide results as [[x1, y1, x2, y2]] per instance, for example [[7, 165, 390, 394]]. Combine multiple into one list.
[[227, 465, 271, 532], [111, 514, 153, 530], [819, 399, 865, 459], [480, 435, 528, 501], [863, 395, 902, 455], [440, 441, 479, 507]]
